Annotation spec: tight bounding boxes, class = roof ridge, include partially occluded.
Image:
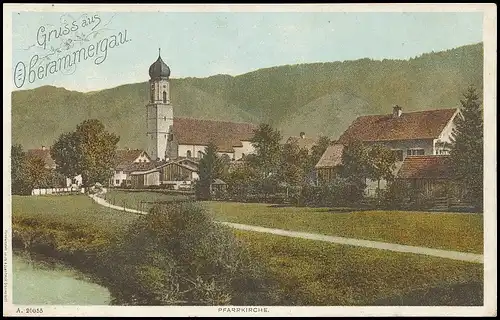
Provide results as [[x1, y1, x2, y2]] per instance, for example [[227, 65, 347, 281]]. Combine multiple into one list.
[[174, 117, 257, 126], [356, 108, 458, 119]]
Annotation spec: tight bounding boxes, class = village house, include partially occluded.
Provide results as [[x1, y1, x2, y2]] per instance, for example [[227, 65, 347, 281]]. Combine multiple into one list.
[[130, 157, 200, 189], [110, 149, 154, 187], [315, 105, 460, 195]]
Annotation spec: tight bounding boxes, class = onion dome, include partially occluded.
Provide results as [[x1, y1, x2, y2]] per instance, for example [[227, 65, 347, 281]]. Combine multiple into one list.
[[148, 48, 170, 80]]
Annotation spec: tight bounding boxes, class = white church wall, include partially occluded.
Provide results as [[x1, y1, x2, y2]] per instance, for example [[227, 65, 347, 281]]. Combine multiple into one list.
[[178, 144, 210, 159]]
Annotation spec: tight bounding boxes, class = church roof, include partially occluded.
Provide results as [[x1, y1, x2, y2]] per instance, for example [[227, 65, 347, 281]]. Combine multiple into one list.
[[337, 108, 458, 144], [149, 51, 171, 80], [172, 117, 257, 152]]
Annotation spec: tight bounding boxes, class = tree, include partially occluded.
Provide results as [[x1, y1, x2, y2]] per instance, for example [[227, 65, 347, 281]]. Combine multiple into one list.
[[249, 123, 282, 179], [367, 144, 397, 191], [278, 140, 309, 201], [23, 154, 50, 191], [339, 141, 371, 202], [11, 144, 51, 195], [225, 162, 260, 202], [196, 142, 223, 200], [448, 86, 484, 210], [11, 144, 29, 195], [51, 119, 119, 191]]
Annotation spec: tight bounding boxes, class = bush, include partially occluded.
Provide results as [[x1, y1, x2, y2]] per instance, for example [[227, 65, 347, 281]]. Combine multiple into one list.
[[97, 202, 279, 306]]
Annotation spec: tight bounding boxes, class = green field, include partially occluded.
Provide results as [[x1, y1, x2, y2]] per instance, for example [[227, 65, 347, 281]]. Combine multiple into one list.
[[11, 194, 484, 306], [96, 191, 483, 253], [235, 230, 483, 306], [12, 195, 137, 234], [206, 202, 484, 254]]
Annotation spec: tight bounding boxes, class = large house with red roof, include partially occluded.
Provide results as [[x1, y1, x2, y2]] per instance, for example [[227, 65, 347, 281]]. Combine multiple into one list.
[[315, 105, 460, 196]]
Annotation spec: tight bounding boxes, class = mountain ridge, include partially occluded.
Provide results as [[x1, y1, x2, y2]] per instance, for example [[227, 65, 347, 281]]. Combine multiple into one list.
[[12, 42, 483, 150]]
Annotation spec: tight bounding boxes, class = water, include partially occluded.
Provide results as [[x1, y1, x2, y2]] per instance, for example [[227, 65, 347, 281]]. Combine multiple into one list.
[[12, 253, 111, 305]]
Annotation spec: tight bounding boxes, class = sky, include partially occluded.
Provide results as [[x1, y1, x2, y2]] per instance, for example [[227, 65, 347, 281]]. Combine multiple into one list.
[[11, 11, 483, 92]]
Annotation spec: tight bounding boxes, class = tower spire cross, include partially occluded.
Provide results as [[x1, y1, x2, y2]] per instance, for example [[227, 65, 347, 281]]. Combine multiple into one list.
[[158, 48, 161, 57]]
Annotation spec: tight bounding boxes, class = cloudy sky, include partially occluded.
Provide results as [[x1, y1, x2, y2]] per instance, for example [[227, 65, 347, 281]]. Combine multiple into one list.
[[11, 11, 483, 92]]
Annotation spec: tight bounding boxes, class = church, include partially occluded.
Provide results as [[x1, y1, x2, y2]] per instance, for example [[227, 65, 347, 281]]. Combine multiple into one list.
[[112, 50, 257, 188]]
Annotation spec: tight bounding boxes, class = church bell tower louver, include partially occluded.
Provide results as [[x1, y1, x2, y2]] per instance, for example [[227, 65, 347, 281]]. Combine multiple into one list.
[[146, 49, 173, 161]]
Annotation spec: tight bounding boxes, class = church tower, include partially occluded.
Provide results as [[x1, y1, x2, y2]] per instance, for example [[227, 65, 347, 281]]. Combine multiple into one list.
[[146, 49, 173, 161]]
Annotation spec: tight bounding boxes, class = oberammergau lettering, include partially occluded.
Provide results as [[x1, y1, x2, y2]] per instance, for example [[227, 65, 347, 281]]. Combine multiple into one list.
[[14, 29, 130, 88]]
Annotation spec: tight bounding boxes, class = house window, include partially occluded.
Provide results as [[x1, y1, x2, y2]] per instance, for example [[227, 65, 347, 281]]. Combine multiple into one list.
[[163, 91, 167, 103], [392, 149, 404, 161], [407, 148, 425, 156], [197, 151, 203, 159], [186, 150, 192, 158], [115, 179, 120, 185]]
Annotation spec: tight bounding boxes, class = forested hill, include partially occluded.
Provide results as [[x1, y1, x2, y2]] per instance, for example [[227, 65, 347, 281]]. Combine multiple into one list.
[[12, 42, 483, 149]]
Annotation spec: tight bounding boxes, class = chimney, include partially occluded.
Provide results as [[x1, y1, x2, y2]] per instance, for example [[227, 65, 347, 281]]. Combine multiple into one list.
[[393, 105, 402, 118], [41, 146, 46, 151], [300, 132, 306, 139]]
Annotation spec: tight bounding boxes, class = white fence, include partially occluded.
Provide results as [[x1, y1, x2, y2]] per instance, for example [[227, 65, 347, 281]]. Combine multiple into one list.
[[31, 187, 84, 196]]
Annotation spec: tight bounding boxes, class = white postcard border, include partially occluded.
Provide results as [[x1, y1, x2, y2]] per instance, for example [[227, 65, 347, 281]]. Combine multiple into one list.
[[3, 3, 497, 317]]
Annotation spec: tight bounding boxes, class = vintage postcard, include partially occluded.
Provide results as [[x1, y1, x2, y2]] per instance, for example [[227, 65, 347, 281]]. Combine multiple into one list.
[[3, 3, 497, 317]]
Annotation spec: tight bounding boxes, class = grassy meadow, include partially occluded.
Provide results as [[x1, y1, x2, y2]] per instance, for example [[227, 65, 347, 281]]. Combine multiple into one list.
[[96, 190, 483, 253], [11, 194, 484, 306], [206, 202, 484, 254], [12, 195, 137, 235]]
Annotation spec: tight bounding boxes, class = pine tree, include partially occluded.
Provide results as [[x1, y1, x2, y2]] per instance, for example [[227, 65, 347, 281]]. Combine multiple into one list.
[[197, 142, 222, 200], [449, 86, 484, 210]]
